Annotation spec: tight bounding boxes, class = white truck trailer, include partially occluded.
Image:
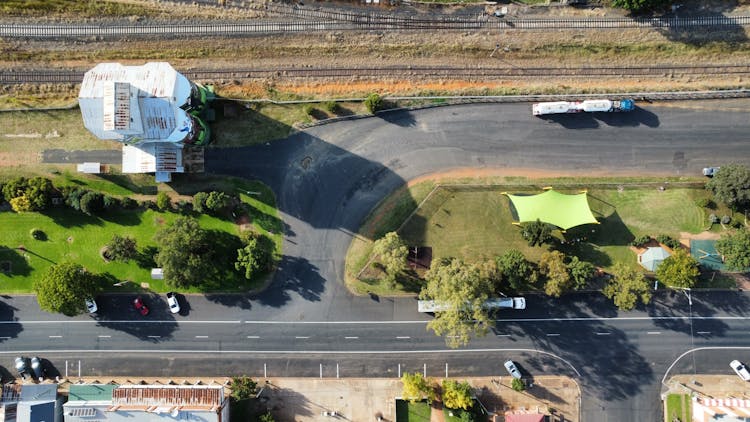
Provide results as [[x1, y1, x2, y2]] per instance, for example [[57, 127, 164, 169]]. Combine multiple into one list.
[[532, 99, 635, 116]]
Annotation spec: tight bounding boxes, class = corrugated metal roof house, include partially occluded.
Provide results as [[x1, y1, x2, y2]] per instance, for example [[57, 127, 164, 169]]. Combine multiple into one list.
[[63, 384, 228, 422], [0, 383, 63, 422]]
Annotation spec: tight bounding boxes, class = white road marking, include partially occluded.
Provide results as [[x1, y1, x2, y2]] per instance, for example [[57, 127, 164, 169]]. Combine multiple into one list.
[[49, 335, 62, 338], [697, 331, 711, 335], [595, 332, 611, 336], [247, 336, 260, 339], [0, 337, 11, 339], [344, 336, 359, 339], [195, 336, 208, 339], [647, 331, 661, 335], [98, 335, 111, 338], [396, 336, 411, 339], [496, 334, 511, 337], [148, 335, 161, 339], [546, 333, 560, 337], [295, 336, 309, 339]]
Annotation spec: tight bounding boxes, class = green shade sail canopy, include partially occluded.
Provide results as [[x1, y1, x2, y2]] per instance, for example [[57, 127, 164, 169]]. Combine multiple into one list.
[[505, 190, 598, 230]]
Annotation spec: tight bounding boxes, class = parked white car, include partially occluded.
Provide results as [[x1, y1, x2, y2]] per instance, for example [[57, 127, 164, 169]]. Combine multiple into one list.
[[166, 292, 180, 314], [730, 360, 750, 381], [702, 167, 720, 177], [504, 360, 522, 379], [85, 298, 98, 314]]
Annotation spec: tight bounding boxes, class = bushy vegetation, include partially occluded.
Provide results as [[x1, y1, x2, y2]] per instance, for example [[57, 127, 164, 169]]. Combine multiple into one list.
[[364, 93, 383, 113]]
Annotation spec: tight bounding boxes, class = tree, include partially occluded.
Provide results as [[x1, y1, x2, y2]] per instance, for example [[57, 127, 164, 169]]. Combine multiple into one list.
[[106, 234, 138, 262], [539, 250, 572, 297], [235, 232, 273, 279], [372, 232, 408, 285], [364, 93, 383, 113], [520, 219, 553, 247], [442, 379, 473, 410], [511, 378, 525, 392], [25, 177, 54, 211], [79, 191, 104, 215], [401, 372, 435, 403], [420, 258, 494, 348], [9, 195, 32, 212], [716, 229, 750, 271], [34, 261, 100, 316], [205, 191, 230, 213], [655, 248, 700, 288], [497, 249, 533, 291], [611, 0, 671, 13], [156, 191, 172, 211], [192, 191, 208, 213], [230, 376, 257, 400], [603, 262, 652, 311], [259, 412, 275, 422], [706, 163, 750, 210], [154, 216, 213, 288], [2, 177, 28, 201], [567, 256, 595, 290]]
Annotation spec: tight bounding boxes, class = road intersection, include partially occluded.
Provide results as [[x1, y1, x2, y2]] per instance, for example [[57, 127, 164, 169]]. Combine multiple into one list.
[[5, 100, 750, 421]]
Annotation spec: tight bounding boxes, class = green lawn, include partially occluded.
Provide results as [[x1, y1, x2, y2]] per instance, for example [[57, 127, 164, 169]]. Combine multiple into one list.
[[347, 180, 718, 295], [395, 400, 431, 422], [665, 394, 691, 422], [0, 178, 280, 293]]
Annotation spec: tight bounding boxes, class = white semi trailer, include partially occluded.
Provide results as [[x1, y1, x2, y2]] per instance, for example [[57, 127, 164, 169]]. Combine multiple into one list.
[[532, 99, 635, 116]]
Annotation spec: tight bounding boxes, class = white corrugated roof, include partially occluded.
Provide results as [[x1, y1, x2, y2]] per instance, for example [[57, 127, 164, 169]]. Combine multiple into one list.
[[79, 62, 192, 144], [122, 143, 184, 175]]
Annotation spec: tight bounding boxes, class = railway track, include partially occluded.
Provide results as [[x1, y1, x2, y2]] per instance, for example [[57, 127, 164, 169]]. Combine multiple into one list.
[[4, 65, 750, 85], [2, 13, 749, 39]]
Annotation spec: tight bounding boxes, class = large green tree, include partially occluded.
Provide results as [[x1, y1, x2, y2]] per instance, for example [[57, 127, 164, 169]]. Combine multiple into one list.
[[372, 232, 408, 285], [442, 379, 473, 410], [611, 0, 671, 13], [2, 176, 54, 212], [706, 163, 750, 210], [603, 263, 652, 311], [716, 229, 750, 271], [235, 232, 273, 280], [106, 234, 138, 262], [655, 248, 700, 288], [539, 250, 572, 297], [34, 262, 100, 316], [567, 256, 595, 290], [154, 216, 213, 288], [230, 376, 257, 400], [401, 372, 435, 403], [497, 249, 533, 291], [420, 258, 494, 348], [520, 219, 554, 247]]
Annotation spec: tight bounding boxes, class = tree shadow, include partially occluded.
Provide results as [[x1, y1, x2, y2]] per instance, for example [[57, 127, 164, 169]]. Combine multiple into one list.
[[96, 208, 142, 226], [94, 173, 156, 195], [200, 230, 244, 291], [94, 294, 177, 342], [0, 299, 23, 342], [254, 256, 326, 307], [40, 207, 104, 229], [134, 246, 158, 269], [0, 246, 33, 277], [377, 109, 417, 127]]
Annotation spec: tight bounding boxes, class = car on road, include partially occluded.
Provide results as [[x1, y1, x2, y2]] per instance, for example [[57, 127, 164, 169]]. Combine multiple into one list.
[[85, 298, 98, 314], [14, 357, 29, 379], [30, 356, 44, 380], [504, 360, 522, 379], [730, 360, 750, 381], [703, 167, 720, 177], [166, 292, 180, 314], [133, 296, 149, 316]]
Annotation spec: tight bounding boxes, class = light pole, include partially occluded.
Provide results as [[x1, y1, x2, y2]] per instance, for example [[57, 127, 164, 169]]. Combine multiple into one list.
[[675, 287, 696, 374]]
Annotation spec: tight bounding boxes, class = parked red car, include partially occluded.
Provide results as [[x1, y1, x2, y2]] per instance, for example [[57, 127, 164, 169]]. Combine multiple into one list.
[[133, 296, 149, 316]]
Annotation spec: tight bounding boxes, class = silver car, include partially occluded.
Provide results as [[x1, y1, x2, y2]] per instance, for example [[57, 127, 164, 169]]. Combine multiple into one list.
[[504, 360, 522, 379]]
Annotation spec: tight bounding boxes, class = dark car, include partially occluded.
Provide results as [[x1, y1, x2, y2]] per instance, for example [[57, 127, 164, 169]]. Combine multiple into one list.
[[14, 356, 29, 379], [30, 356, 45, 380], [133, 296, 149, 316]]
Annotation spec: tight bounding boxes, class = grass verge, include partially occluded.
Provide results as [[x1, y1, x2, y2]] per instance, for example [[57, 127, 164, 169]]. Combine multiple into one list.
[[346, 177, 725, 295], [395, 400, 431, 422], [665, 394, 691, 422]]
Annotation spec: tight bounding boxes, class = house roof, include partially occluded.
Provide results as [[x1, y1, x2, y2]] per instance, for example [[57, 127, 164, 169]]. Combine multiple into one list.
[[110, 385, 225, 411], [638, 246, 671, 271], [68, 384, 118, 402]]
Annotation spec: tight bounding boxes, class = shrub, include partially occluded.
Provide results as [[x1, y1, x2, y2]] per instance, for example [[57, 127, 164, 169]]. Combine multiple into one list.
[[156, 191, 171, 211], [630, 235, 652, 247], [302, 104, 314, 116], [323, 101, 338, 113], [721, 215, 732, 224], [656, 234, 681, 250], [709, 213, 719, 224], [364, 93, 383, 113], [64, 188, 87, 211], [10, 195, 32, 212], [30, 228, 46, 240], [511, 378, 525, 391], [106, 234, 138, 262], [80, 191, 104, 215], [193, 191, 208, 213], [121, 197, 138, 209], [176, 200, 192, 214], [695, 197, 716, 209], [103, 195, 120, 210], [205, 191, 230, 213]]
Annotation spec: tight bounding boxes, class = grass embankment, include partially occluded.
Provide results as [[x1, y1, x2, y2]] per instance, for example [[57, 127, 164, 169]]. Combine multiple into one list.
[[0, 174, 281, 293], [665, 394, 692, 422], [0, 0, 154, 17], [346, 177, 728, 295]]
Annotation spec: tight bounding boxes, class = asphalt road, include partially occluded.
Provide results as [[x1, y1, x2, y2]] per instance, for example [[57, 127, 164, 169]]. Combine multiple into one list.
[[7, 101, 750, 421]]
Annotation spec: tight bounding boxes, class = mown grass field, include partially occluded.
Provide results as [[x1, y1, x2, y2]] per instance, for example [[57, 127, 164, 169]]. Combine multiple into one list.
[[395, 400, 431, 422], [0, 176, 280, 293], [665, 394, 691, 422], [346, 179, 720, 295]]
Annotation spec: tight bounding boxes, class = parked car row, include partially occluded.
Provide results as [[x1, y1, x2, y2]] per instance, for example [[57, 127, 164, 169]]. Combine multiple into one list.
[[84, 293, 183, 316], [15, 356, 46, 381]]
